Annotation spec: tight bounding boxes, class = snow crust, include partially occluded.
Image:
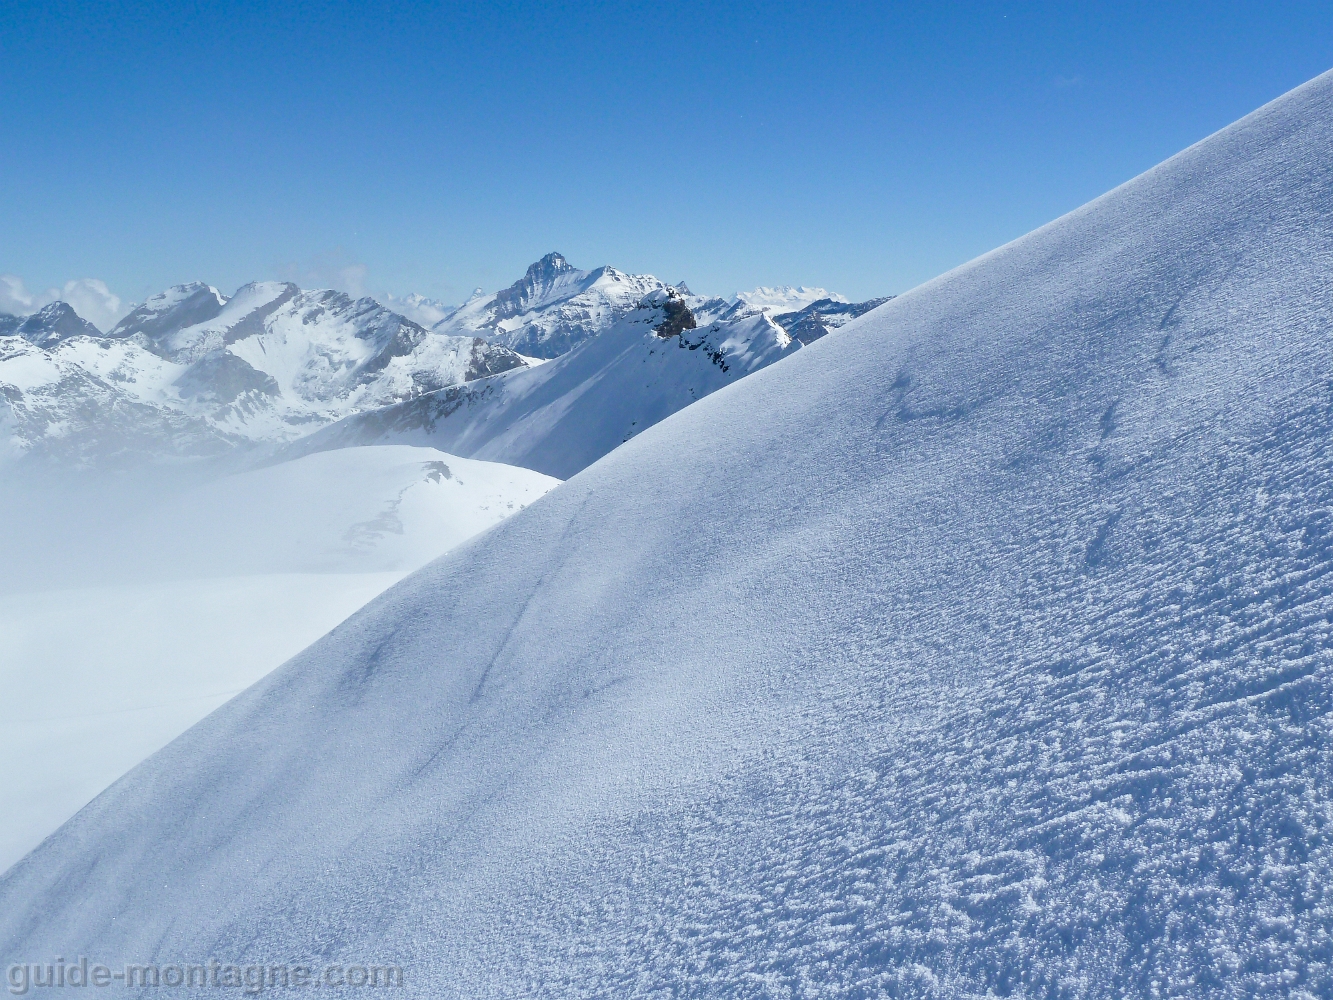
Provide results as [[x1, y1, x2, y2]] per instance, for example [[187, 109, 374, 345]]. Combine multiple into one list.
[[7, 71, 1333, 998]]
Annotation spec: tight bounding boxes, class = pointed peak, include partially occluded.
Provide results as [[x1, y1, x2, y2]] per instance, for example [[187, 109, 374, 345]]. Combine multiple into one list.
[[524, 252, 577, 282], [16, 300, 102, 347], [34, 300, 79, 319]]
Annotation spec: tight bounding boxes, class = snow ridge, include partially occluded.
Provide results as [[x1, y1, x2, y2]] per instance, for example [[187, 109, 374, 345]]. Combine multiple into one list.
[[5, 69, 1333, 996], [285, 289, 800, 478]]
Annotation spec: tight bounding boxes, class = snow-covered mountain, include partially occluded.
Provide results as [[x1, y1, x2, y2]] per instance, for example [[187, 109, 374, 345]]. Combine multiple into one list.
[[0, 301, 104, 347], [0, 282, 528, 464], [111, 280, 528, 408], [8, 61, 1331, 1000], [109, 281, 229, 343], [0, 335, 236, 464], [2, 262, 884, 467], [772, 295, 894, 345], [431, 251, 673, 358], [286, 288, 803, 478], [736, 284, 848, 314], [427, 253, 879, 360]]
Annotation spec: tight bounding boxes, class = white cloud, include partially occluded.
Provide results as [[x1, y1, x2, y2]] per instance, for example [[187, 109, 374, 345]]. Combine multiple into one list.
[[0, 275, 130, 332], [377, 291, 456, 328], [59, 279, 126, 332], [0, 275, 48, 316], [280, 253, 369, 297]]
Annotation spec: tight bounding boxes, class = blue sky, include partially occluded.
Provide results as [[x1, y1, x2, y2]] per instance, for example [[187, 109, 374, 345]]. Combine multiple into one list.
[[3, 0, 1332, 317]]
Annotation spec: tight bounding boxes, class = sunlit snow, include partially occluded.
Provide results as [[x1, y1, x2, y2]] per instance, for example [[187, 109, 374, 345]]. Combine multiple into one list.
[[6, 67, 1333, 1000]]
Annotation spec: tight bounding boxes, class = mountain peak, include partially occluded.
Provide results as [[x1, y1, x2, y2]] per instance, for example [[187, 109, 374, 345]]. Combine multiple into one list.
[[110, 282, 228, 345], [493, 253, 586, 321], [7, 301, 103, 348], [527, 252, 575, 280]]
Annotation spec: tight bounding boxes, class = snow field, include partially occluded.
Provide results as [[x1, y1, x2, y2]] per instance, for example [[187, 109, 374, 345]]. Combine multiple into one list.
[[6, 68, 1333, 1000]]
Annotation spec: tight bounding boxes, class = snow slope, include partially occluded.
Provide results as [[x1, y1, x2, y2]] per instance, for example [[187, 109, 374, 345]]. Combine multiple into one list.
[[0, 446, 558, 873], [7, 71, 1333, 998], [0, 573, 400, 874], [137, 444, 560, 575], [284, 290, 799, 478]]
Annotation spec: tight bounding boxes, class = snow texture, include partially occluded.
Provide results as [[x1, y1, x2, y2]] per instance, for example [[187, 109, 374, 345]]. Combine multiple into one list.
[[7, 70, 1333, 999]]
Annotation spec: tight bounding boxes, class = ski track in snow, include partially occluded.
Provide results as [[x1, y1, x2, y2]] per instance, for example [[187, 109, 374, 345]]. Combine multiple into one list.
[[6, 71, 1333, 1000]]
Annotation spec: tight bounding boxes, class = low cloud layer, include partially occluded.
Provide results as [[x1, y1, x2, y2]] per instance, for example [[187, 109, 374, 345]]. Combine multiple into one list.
[[0, 276, 129, 332]]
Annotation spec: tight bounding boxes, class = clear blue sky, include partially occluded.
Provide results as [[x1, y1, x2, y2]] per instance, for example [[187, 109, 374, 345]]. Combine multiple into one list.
[[3, 0, 1332, 308]]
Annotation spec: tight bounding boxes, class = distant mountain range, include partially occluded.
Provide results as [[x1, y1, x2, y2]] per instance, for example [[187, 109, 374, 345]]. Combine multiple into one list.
[[0, 256, 890, 469], [12, 70, 1333, 996], [283, 288, 798, 479]]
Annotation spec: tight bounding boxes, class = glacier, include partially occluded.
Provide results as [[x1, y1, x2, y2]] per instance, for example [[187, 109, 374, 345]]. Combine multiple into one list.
[[6, 68, 1333, 1000]]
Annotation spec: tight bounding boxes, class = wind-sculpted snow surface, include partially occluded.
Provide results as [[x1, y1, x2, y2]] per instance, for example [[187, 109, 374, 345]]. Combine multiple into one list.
[[7, 72, 1333, 998]]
